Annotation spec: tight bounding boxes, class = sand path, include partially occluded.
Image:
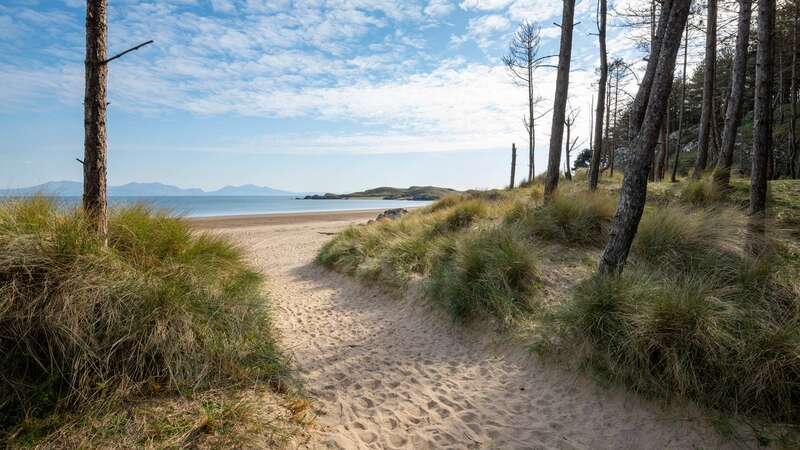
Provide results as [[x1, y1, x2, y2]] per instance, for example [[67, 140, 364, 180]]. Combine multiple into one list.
[[217, 217, 739, 449]]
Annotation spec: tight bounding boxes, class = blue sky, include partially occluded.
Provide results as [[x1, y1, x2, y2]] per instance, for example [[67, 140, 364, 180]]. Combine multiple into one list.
[[0, 0, 648, 193]]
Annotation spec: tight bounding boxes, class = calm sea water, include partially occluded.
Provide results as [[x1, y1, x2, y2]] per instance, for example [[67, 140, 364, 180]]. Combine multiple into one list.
[[41, 196, 433, 218]]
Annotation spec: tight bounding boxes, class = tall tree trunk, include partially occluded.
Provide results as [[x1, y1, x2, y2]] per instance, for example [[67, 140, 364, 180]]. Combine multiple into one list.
[[603, 77, 612, 171], [510, 143, 517, 188], [714, 0, 752, 186], [599, 0, 691, 274], [671, 22, 689, 182], [750, 0, 775, 216], [692, 0, 718, 179], [589, 0, 608, 190], [790, 2, 799, 178], [84, 0, 109, 242], [611, 72, 619, 176], [545, 0, 576, 198], [629, 0, 673, 139]]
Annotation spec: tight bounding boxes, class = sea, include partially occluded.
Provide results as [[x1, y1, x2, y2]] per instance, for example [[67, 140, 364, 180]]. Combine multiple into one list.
[[34, 196, 433, 218]]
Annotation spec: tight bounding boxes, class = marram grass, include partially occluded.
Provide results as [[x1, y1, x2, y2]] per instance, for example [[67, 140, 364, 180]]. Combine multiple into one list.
[[318, 179, 800, 426], [0, 197, 289, 432]]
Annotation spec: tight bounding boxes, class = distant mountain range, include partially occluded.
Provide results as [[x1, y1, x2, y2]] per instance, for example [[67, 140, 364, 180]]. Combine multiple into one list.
[[0, 181, 306, 197]]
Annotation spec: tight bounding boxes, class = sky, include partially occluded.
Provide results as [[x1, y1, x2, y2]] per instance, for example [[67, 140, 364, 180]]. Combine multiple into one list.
[[0, 0, 652, 193]]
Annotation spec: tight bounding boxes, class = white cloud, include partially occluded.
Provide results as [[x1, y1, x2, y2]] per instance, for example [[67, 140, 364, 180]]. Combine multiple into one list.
[[424, 0, 455, 17], [1, 0, 623, 163], [459, 0, 513, 11], [507, 0, 563, 22], [209, 0, 236, 13], [451, 14, 510, 48]]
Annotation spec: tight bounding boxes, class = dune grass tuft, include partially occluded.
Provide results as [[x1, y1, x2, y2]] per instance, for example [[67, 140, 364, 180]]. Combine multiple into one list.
[[509, 191, 616, 245], [545, 265, 800, 422], [432, 199, 489, 233], [632, 205, 744, 271], [428, 227, 539, 324], [680, 177, 723, 206], [0, 198, 289, 433]]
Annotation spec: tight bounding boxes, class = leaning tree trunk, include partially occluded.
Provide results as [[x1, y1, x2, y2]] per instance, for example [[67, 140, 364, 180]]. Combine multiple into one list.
[[544, 0, 576, 198], [84, 0, 109, 243], [589, 0, 608, 190], [599, 0, 691, 274], [656, 97, 670, 181], [672, 22, 689, 182], [750, 0, 775, 216], [692, 0, 718, 179], [714, 0, 752, 187], [629, 0, 673, 139]]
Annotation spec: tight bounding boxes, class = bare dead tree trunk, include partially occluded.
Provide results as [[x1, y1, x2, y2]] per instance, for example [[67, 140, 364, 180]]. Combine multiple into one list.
[[589, 95, 594, 153], [692, 0, 717, 179], [84, 0, 109, 242], [565, 141, 573, 180], [629, 0, 673, 139], [599, 0, 691, 274], [529, 59, 536, 181], [671, 22, 689, 182], [589, 0, 608, 190], [503, 22, 544, 183], [545, 0, 576, 198], [564, 106, 578, 181], [714, 0, 752, 186], [750, 0, 775, 216], [510, 143, 517, 188]]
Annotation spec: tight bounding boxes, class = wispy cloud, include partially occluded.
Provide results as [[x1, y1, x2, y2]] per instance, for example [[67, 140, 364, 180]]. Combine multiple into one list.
[[1, 0, 641, 159]]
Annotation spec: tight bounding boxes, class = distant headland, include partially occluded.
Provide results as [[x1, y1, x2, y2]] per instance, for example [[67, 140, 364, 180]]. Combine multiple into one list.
[[303, 186, 457, 201]]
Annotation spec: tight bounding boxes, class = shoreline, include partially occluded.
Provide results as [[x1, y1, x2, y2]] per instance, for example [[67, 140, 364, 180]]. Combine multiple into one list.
[[188, 207, 422, 229]]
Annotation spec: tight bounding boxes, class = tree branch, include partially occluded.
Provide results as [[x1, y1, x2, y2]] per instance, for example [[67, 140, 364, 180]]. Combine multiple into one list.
[[102, 40, 154, 65]]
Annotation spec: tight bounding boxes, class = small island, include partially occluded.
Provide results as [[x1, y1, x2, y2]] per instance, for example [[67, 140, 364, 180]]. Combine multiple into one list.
[[303, 185, 457, 201]]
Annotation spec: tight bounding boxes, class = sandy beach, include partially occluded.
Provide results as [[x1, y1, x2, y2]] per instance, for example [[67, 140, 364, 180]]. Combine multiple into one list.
[[202, 210, 737, 449]]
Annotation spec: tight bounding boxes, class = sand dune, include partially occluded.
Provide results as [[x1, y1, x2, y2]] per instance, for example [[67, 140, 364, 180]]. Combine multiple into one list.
[[209, 214, 738, 449]]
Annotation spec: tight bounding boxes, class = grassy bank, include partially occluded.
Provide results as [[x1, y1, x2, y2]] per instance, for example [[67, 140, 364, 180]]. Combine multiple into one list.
[[317, 175, 800, 432], [0, 197, 302, 448]]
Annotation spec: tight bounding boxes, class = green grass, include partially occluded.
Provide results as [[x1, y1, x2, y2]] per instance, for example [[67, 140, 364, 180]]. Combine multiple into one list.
[[0, 197, 291, 439]]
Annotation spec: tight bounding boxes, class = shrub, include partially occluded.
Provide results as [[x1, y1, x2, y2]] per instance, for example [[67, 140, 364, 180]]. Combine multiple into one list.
[[0, 198, 289, 431], [428, 227, 539, 323], [512, 191, 616, 245]]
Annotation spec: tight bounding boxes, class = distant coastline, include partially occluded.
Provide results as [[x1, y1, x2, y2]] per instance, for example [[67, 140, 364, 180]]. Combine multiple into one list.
[[6, 195, 433, 219]]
